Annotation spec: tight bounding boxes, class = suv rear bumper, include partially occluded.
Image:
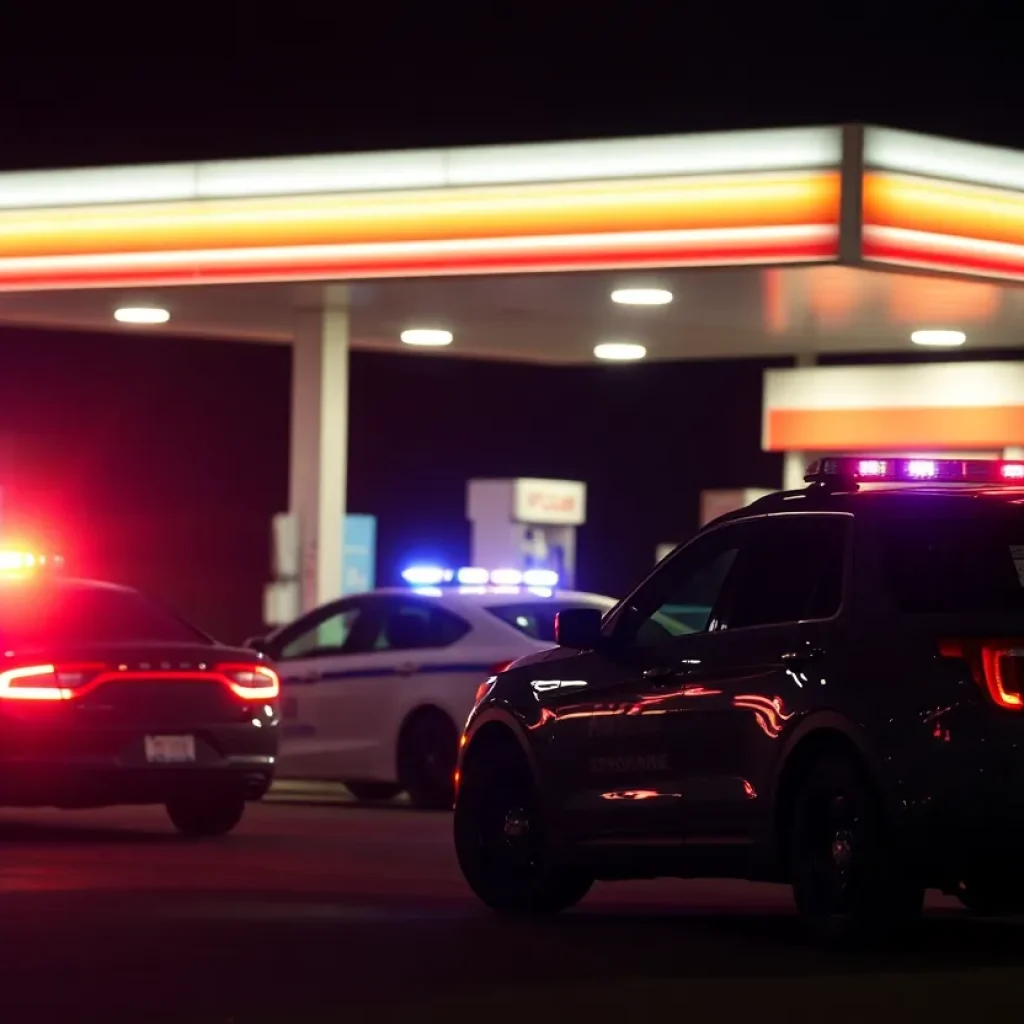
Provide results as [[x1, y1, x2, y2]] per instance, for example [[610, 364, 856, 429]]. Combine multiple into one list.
[[890, 712, 1024, 884]]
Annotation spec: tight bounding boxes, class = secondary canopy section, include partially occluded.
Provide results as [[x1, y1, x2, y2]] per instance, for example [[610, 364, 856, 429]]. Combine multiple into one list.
[[862, 127, 1024, 281]]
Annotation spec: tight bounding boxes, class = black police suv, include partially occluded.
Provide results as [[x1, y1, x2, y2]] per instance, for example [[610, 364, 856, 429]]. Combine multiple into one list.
[[454, 456, 1024, 941], [0, 567, 279, 836]]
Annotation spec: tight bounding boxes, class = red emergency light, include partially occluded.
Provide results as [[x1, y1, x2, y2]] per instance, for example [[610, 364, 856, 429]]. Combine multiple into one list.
[[0, 549, 64, 579], [805, 457, 1024, 487]]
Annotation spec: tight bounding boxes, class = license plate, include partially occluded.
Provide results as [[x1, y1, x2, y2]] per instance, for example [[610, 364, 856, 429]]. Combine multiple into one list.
[[144, 735, 196, 764]]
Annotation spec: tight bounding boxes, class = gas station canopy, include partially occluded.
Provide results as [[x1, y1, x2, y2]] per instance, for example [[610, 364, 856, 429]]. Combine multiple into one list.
[[3, 124, 1024, 362]]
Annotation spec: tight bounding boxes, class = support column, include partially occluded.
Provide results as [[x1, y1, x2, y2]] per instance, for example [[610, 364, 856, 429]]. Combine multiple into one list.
[[783, 450, 810, 491], [290, 290, 350, 612], [782, 352, 817, 491]]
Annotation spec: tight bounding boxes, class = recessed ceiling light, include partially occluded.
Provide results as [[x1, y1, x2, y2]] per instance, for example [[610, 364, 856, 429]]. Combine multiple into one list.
[[400, 328, 453, 347], [611, 288, 673, 306], [594, 342, 647, 361], [114, 306, 170, 324], [911, 329, 966, 347]]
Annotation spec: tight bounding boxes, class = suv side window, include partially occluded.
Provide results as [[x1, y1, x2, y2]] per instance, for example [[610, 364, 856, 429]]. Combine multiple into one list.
[[614, 525, 748, 649], [722, 513, 850, 631], [370, 598, 470, 652]]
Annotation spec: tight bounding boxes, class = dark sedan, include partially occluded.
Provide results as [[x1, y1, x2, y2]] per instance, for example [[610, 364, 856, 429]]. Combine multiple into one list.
[[0, 570, 279, 835]]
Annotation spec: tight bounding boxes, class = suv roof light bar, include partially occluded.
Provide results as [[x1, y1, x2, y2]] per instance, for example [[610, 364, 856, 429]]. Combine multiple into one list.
[[805, 456, 1024, 488]]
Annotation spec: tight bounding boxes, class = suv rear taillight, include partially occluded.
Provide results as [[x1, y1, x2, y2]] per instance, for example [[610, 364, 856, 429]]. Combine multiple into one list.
[[939, 639, 1024, 710]]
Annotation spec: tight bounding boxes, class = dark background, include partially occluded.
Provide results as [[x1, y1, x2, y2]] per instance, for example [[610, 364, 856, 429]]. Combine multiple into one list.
[[0, 326, 779, 640], [0, 5, 1017, 639]]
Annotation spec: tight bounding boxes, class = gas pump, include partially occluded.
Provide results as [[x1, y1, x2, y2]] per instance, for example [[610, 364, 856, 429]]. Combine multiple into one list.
[[466, 478, 586, 590]]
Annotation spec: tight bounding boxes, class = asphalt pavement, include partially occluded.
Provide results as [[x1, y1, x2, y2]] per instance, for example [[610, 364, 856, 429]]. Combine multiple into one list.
[[1, 790, 1023, 1022]]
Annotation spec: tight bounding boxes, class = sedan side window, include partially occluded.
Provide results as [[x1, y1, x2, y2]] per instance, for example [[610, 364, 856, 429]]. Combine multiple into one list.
[[371, 599, 470, 652], [278, 605, 367, 660]]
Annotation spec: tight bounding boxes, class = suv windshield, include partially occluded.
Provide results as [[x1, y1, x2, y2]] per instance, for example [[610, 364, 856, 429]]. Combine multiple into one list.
[[0, 582, 207, 648], [486, 601, 611, 643], [878, 512, 1024, 614]]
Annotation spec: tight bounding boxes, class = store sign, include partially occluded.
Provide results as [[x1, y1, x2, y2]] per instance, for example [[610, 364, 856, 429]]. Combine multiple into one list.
[[514, 478, 586, 526]]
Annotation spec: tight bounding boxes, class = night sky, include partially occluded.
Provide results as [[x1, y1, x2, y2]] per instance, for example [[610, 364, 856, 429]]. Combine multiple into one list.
[[0, 10, 1017, 639]]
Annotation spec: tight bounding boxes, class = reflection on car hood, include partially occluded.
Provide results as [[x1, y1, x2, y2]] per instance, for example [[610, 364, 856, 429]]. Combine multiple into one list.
[[507, 646, 577, 671]]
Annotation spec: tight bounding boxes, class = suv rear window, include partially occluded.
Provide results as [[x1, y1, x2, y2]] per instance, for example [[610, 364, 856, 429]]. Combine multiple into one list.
[[487, 602, 607, 643], [878, 514, 1024, 614]]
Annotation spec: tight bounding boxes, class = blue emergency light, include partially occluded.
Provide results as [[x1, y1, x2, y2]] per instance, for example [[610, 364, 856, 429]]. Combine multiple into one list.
[[401, 565, 560, 588], [805, 456, 1024, 486]]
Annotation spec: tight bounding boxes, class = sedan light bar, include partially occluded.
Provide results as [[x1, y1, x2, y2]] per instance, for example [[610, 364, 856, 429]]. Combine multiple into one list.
[[805, 457, 1024, 487], [401, 566, 560, 587]]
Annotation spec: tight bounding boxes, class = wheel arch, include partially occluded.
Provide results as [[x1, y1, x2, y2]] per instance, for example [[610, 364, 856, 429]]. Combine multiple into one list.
[[770, 712, 890, 875], [459, 708, 540, 789]]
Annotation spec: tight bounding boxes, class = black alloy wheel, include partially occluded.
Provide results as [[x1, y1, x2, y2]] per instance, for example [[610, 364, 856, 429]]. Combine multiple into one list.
[[454, 747, 591, 915], [398, 711, 459, 810], [789, 754, 924, 944]]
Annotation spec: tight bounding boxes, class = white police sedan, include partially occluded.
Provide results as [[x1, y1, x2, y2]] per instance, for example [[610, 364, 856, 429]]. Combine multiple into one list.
[[248, 568, 615, 808]]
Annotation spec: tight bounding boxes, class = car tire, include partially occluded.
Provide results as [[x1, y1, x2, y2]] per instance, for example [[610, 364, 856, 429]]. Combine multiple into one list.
[[166, 791, 247, 838], [397, 710, 459, 810], [788, 753, 924, 945], [454, 742, 592, 916], [345, 781, 402, 803]]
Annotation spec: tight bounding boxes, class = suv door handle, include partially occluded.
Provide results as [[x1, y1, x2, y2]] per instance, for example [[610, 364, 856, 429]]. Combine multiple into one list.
[[781, 648, 824, 664], [395, 662, 420, 676]]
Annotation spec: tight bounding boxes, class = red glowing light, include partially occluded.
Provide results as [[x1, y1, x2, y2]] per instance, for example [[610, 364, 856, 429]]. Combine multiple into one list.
[[0, 664, 67, 700], [0, 548, 63, 579], [0, 662, 279, 703], [217, 663, 280, 700]]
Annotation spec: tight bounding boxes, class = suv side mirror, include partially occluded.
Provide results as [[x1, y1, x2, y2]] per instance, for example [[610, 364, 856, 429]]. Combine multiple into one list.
[[555, 607, 604, 650]]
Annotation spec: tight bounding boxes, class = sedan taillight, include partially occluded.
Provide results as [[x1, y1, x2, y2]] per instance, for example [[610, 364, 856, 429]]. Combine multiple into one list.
[[0, 661, 280, 702], [0, 663, 106, 701], [217, 663, 281, 700]]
